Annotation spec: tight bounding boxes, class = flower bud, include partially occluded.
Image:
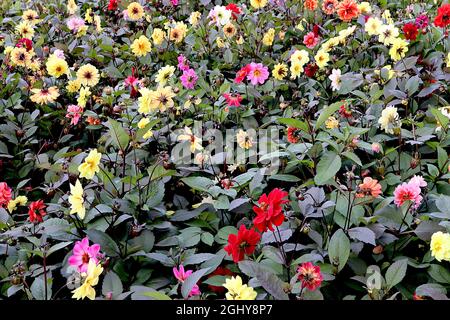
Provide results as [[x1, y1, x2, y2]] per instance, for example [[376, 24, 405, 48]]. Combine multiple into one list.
[[371, 142, 381, 153], [373, 245, 383, 254]]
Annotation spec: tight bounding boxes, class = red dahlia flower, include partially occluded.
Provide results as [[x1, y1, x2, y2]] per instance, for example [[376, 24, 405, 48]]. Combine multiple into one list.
[[225, 3, 242, 20], [234, 65, 252, 84], [124, 68, 142, 98], [223, 93, 243, 107], [403, 23, 419, 41], [28, 200, 46, 223], [220, 178, 233, 189], [303, 31, 319, 49], [107, 0, 119, 11], [434, 4, 450, 28], [16, 38, 33, 51], [0, 182, 12, 207], [339, 104, 352, 118], [253, 188, 289, 232], [304, 0, 318, 11], [224, 224, 261, 263], [312, 24, 321, 36], [336, 0, 360, 22], [297, 262, 323, 291], [304, 63, 318, 78], [287, 127, 301, 143]]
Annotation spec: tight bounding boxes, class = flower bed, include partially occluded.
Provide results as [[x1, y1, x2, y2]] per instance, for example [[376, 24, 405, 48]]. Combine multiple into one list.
[[0, 0, 449, 301]]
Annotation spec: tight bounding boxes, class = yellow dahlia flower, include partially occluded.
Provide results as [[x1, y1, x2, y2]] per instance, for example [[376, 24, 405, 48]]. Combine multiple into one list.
[[69, 179, 85, 219], [78, 149, 102, 180], [223, 276, 257, 300], [77, 64, 100, 87], [131, 35, 152, 57]]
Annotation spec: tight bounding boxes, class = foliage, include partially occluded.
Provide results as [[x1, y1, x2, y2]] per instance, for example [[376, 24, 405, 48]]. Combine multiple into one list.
[[0, 0, 449, 301]]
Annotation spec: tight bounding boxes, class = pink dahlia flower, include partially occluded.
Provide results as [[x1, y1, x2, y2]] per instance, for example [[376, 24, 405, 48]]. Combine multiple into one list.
[[66, 105, 83, 125], [393, 176, 427, 209], [303, 31, 319, 49], [66, 16, 85, 33], [172, 265, 201, 297], [0, 182, 12, 208], [247, 62, 269, 85], [68, 237, 101, 273], [180, 68, 198, 89]]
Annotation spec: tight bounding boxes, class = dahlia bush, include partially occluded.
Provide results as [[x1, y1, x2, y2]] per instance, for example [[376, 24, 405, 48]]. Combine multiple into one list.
[[0, 0, 450, 301]]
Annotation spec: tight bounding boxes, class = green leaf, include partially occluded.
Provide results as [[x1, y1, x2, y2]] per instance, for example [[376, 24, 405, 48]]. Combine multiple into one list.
[[431, 108, 449, 129], [315, 101, 342, 130], [216, 226, 238, 245], [428, 264, 450, 284], [181, 267, 210, 299], [348, 227, 376, 245], [184, 253, 215, 265], [129, 230, 155, 253], [255, 269, 289, 300], [181, 177, 215, 193], [314, 151, 341, 185], [102, 271, 123, 297], [268, 174, 300, 182], [145, 180, 165, 208], [46, 241, 72, 258], [142, 291, 172, 300], [437, 146, 448, 171], [436, 195, 450, 214], [145, 252, 175, 266], [238, 260, 288, 300], [202, 275, 228, 286], [405, 75, 421, 96], [224, 48, 233, 64], [385, 259, 408, 290], [30, 276, 52, 300], [277, 118, 309, 132], [262, 246, 284, 264], [414, 221, 445, 241], [104, 66, 123, 79], [328, 229, 350, 272], [201, 232, 214, 246], [86, 230, 120, 257], [342, 151, 362, 166], [105, 118, 130, 150], [214, 195, 230, 210], [415, 283, 448, 300]]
